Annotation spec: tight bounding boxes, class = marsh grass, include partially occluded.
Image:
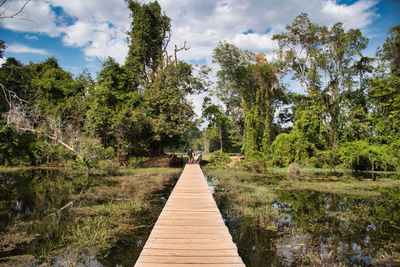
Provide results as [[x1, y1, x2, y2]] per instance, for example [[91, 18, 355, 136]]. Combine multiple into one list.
[[204, 167, 400, 266], [0, 167, 181, 265], [207, 167, 400, 197], [59, 167, 181, 259]]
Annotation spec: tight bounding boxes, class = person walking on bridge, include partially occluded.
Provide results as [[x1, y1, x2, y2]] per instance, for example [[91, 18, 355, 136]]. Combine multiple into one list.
[[187, 148, 193, 163]]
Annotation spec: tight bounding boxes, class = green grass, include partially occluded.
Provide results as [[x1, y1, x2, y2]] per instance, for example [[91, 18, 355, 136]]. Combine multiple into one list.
[[274, 178, 400, 197], [0, 166, 62, 172], [0, 167, 181, 265], [60, 167, 181, 256], [204, 167, 400, 229]]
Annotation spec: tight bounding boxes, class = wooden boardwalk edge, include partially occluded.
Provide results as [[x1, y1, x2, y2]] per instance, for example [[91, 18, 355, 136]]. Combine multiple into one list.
[[134, 164, 245, 266]]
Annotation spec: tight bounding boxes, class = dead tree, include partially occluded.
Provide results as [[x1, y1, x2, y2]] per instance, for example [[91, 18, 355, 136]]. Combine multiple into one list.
[[0, 0, 31, 20]]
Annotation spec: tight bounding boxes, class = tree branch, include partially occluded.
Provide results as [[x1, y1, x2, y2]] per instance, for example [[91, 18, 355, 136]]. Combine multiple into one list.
[[0, 0, 31, 20], [174, 41, 190, 63]]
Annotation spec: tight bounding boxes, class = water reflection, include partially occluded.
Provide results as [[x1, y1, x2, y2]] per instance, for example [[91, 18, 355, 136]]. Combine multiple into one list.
[[0, 169, 179, 266], [206, 172, 400, 266]]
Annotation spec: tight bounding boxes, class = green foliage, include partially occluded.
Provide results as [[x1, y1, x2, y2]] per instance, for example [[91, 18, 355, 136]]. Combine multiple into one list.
[[273, 13, 369, 148], [125, 0, 170, 80], [0, 119, 40, 166], [212, 42, 282, 160], [269, 130, 316, 167], [202, 96, 230, 152], [340, 140, 397, 171], [369, 26, 400, 144], [143, 60, 205, 153], [126, 156, 149, 168], [0, 40, 5, 58], [208, 151, 231, 168]]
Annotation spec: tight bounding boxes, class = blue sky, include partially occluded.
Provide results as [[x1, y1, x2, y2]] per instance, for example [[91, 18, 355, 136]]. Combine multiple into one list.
[[1, 0, 399, 115]]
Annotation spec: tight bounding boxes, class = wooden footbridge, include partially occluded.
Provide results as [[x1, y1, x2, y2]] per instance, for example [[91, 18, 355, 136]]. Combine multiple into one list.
[[135, 164, 245, 266]]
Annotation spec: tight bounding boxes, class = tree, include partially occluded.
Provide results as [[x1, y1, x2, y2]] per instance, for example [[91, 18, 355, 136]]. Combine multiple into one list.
[[124, 1, 208, 155], [202, 97, 230, 153], [144, 60, 207, 154], [273, 13, 368, 147], [86, 57, 147, 160], [212, 42, 281, 159], [0, 40, 5, 58], [369, 25, 400, 144], [125, 0, 170, 84]]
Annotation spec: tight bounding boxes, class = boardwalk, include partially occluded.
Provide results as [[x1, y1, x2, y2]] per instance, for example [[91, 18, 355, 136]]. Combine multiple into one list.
[[135, 164, 245, 267]]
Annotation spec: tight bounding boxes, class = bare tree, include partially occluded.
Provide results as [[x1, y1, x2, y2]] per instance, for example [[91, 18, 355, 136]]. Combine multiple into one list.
[[2, 96, 85, 161], [0, 0, 31, 20]]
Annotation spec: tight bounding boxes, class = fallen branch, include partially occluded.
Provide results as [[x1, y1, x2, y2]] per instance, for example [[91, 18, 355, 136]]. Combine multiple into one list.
[[47, 201, 74, 217]]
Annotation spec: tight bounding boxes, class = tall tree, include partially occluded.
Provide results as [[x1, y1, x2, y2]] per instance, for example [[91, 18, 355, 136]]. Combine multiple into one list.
[[273, 13, 368, 147], [202, 97, 230, 153], [212, 42, 280, 159], [369, 25, 400, 143], [124, 1, 208, 155], [125, 0, 170, 84]]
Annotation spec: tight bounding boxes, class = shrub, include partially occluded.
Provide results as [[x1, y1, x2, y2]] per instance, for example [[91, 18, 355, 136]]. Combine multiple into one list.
[[126, 156, 149, 168], [208, 151, 231, 168], [269, 130, 316, 167], [340, 140, 397, 171]]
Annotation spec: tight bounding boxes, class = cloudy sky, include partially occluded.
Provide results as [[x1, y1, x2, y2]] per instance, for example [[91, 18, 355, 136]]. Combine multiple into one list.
[[1, 0, 400, 115]]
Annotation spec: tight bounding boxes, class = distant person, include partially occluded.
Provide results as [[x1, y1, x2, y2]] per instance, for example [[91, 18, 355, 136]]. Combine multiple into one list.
[[187, 148, 193, 163]]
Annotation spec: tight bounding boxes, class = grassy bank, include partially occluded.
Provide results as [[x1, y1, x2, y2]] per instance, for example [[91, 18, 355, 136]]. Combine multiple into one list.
[[0, 167, 181, 265], [204, 167, 400, 266]]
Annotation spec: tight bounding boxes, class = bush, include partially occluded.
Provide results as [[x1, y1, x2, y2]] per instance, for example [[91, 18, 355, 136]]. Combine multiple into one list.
[[313, 147, 341, 168], [126, 156, 149, 168], [340, 140, 397, 171], [95, 159, 119, 176], [268, 130, 316, 167], [208, 151, 231, 168]]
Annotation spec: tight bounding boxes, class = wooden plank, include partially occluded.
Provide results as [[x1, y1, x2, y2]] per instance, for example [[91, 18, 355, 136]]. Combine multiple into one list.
[[156, 219, 223, 226], [137, 256, 243, 264], [135, 264, 244, 267], [144, 243, 238, 250], [134, 164, 244, 266], [147, 233, 231, 240], [146, 238, 233, 244], [149, 228, 231, 235], [140, 248, 239, 257]]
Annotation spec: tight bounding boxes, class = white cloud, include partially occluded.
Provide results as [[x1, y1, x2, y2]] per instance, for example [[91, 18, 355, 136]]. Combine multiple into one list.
[[0, 0, 61, 37], [0, 0, 381, 116], [24, 34, 38, 40], [0, 0, 380, 65], [232, 33, 277, 52], [321, 0, 379, 29], [7, 43, 49, 55]]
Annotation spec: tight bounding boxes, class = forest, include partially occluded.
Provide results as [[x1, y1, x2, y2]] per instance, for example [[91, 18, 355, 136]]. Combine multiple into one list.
[[1, 1, 400, 266], [1, 1, 399, 172]]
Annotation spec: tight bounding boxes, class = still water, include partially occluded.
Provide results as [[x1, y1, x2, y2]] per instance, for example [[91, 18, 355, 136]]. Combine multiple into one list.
[[0, 169, 177, 266], [207, 171, 400, 266]]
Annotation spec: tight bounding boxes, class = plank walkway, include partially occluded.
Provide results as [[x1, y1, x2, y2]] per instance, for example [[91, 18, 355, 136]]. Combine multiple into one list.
[[135, 164, 245, 267]]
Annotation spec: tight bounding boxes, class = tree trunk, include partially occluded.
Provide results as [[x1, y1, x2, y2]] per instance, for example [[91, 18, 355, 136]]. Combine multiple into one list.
[[219, 127, 223, 153], [19, 127, 84, 161]]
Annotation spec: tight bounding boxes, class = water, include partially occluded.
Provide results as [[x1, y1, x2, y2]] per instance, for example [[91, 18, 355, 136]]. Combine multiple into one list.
[[0, 168, 179, 266], [99, 175, 178, 267], [205, 171, 400, 266]]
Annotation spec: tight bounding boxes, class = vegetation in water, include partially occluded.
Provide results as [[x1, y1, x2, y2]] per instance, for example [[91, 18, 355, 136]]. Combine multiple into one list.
[[204, 167, 400, 266], [0, 0, 399, 266], [0, 167, 180, 265]]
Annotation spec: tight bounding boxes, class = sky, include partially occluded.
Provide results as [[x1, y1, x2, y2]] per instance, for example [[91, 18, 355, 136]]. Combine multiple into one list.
[[1, 0, 400, 116]]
